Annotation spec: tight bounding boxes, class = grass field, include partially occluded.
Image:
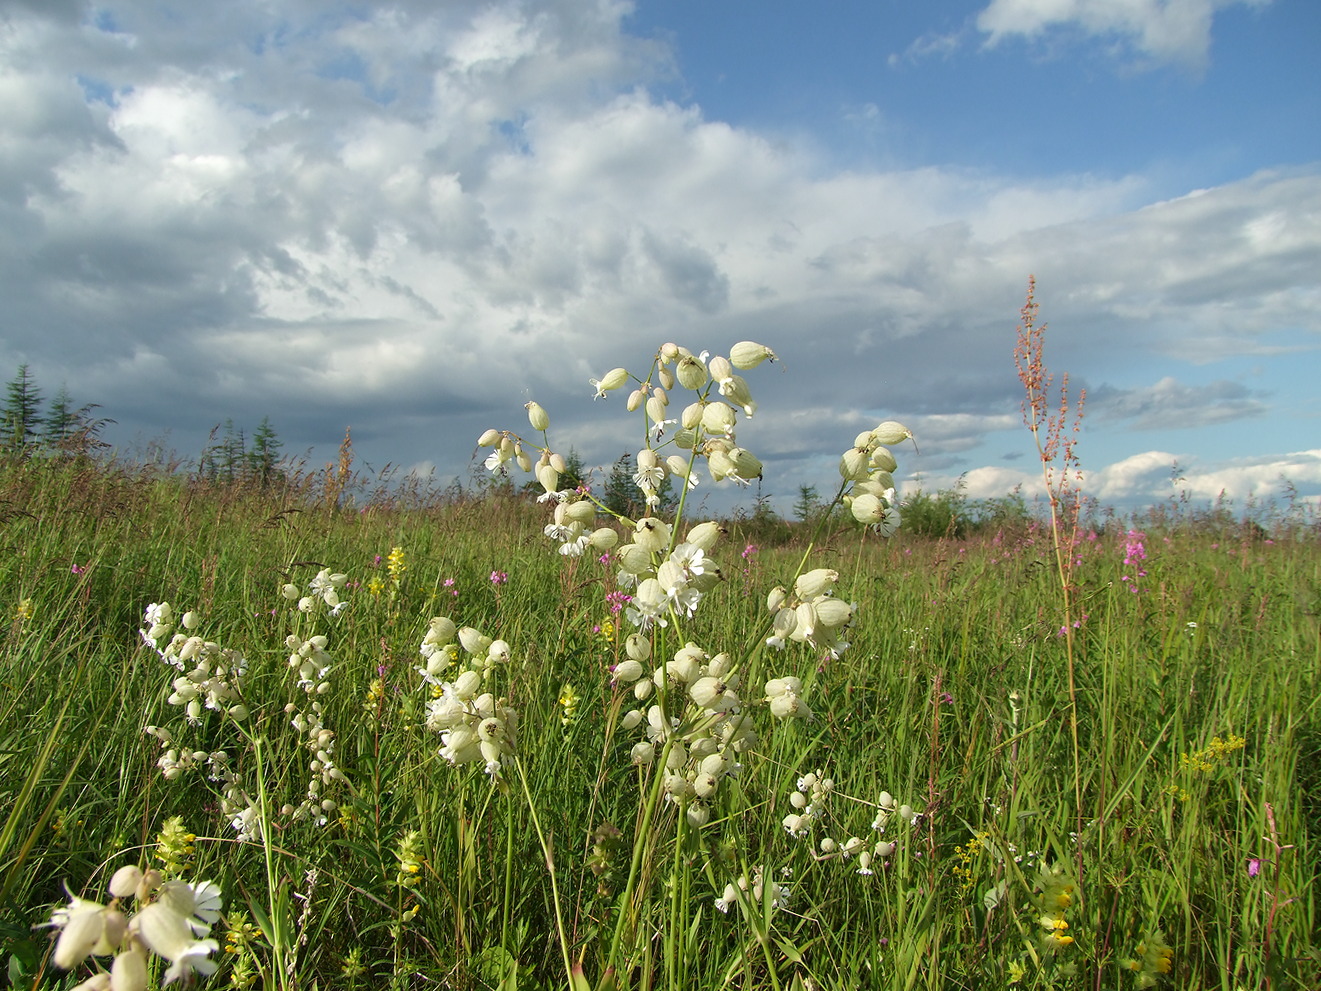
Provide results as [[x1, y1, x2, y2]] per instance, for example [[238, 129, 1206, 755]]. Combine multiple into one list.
[[2, 367, 1318, 990]]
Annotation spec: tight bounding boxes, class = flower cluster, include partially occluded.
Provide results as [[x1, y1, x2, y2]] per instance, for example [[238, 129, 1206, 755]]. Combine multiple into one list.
[[714, 865, 793, 915], [1179, 733, 1246, 773], [476, 342, 781, 555], [611, 639, 755, 827], [1120, 529, 1148, 594], [840, 422, 909, 534], [764, 568, 857, 659], [140, 604, 249, 723], [1034, 867, 1079, 953], [418, 618, 519, 780], [781, 774, 916, 875], [46, 865, 222, 989], [282, 568, 349, 616], [617, 522, 725, 630], [282, 696, 349, 825], [1123, 932, 1174, 987]]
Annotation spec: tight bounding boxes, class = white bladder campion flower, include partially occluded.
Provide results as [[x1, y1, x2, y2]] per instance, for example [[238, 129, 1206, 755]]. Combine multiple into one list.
[[47, 871, 223, 989]]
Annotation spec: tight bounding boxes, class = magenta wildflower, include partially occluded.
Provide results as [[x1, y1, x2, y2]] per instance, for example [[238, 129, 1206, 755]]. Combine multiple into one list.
[[489, 570, 508, 585], [1247, 858, 1261, 878]]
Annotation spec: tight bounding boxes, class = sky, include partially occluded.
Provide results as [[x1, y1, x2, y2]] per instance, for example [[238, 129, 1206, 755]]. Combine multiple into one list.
[[3, 0, 1319, 519]]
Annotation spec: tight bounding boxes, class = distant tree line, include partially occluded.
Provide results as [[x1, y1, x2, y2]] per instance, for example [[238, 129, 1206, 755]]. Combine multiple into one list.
[[1, 364, 113, 456], [3, 365, 287, 485], [197, 416, 285, 486]]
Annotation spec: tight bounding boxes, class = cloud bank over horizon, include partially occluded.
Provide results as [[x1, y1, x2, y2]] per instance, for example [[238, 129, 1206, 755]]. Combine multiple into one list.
[[2, 0, 1317, 517]]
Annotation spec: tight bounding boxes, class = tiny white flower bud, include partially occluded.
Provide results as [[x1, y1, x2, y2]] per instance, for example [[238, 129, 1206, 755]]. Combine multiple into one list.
[[109, 865, 144, 899], [458, 627, 491, 656], [525, 401, 550, 432], [646, 395, 669, 426], [764, 676, 802, 698], [730, 341, 777, 369], [626, 388, 645, 411], [478, 428, 502, 447], [794, 569, 838, 599], [873, 420, 912, 446], [110, 947, 147, 991], [589, 527, 619, 550], [537, 462, 560, 493], [701, 402, 736, 436], [675, 353, 709, 390], [632, 518, 671, 553], [869, 446, 897, 473], [840, 447, 871, 481]]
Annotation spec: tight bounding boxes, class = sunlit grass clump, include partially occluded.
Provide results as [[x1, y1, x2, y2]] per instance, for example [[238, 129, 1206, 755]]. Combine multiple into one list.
[[2, 333, 1317, 991]]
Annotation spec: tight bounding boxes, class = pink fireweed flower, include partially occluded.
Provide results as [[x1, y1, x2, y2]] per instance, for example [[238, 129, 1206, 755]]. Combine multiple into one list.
[[489, 570, 508, 585], [1247, 858, 1261, 878]]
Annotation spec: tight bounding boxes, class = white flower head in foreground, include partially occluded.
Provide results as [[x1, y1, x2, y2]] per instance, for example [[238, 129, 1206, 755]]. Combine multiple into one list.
[[47, 872, 222, 989]]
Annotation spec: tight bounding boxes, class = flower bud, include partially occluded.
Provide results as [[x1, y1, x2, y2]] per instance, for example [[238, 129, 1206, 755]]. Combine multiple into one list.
[[564, 500, 596, 525], [624, 633, 652, 661], [478, 428, 501, 447], [673, 427, 699, 450], [728, 447, 762, 480], [615, 543, 653, 575], [686, 521, 724, 551], [537, 462, 560, 493], [110, 946, 146, 991], [632, 518, 671, 553], [701, 402, 736, 436], [645, 395, 669, 426], [589, 527, 619, 550], [730, 341, 777, 369], [458, 627, 491, 656], [596, 367, 628, 392], [626, 388, 645, 411], [839, 447, 870, 481], [525, 401, 550, 432], [869, 446, 897, 473], [109, 865, 144, 899], [612, 660, 644, 684], [721, 375, 756, 417], [764, 676, 802, 698], [873, 420, 912, 446], [675, 353, 708, 390], [814, 597, 853, 628], [549, 451, 568, 473], [660, 342, 681, 362], [794, 569, 839, 599], [658, 365, 675, 390]]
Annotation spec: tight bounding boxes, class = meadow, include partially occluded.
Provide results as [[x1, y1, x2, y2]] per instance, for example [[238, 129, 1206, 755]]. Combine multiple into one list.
[[2, 343, 1318, 991]]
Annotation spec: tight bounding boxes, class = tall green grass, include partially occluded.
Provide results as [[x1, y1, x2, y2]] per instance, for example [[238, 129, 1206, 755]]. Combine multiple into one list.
[[1, 453, 1317, 990]]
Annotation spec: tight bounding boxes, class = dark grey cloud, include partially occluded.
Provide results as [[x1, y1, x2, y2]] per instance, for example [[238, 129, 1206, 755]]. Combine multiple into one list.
[[1090, 377, 1268, 430]]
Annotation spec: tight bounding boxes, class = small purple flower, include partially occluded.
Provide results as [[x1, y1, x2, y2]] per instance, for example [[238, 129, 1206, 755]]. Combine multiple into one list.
[[1247, 858, 1261, 878], [489, 570, 508, 585]]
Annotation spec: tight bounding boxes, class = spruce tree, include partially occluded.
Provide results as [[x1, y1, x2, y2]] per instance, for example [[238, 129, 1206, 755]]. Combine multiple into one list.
[[247, 416, 283, 485], [2, 365, 43, 453]]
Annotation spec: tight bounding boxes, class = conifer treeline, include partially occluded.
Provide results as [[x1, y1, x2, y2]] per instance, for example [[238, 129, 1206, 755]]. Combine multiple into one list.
[[2, 365, 285, 483]]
